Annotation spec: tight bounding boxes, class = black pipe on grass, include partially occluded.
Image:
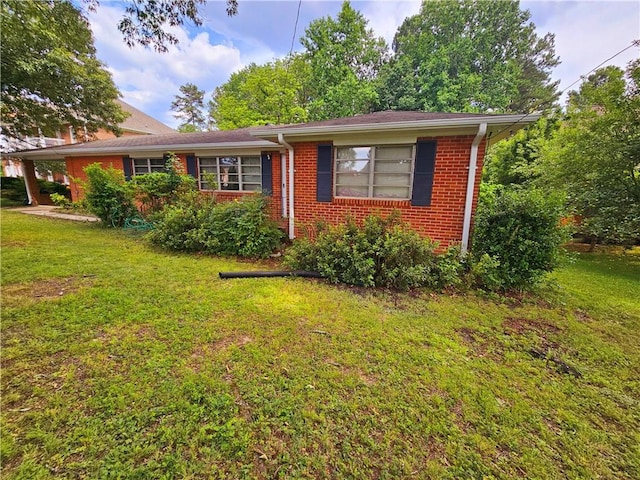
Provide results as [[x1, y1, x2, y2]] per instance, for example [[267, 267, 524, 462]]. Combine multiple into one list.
[[219, 270, 323, 279]]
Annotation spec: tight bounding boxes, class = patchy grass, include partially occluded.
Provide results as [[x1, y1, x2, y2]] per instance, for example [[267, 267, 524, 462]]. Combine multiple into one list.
[[2, 211, 639, 479]]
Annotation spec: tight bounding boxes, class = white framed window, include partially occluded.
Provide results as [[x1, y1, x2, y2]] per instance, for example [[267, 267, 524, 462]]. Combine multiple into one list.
[[198, 156, 261, 191], [133, 158, 165, 175], [334, 145, 415, 199]]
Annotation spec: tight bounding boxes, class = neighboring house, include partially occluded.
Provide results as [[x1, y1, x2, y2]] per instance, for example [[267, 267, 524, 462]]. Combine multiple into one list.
[[15, 111, 539, 252], [1, 100, 174, 184]]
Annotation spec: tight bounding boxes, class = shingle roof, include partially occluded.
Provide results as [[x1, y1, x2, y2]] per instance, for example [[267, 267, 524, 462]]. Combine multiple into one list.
[[118, 100, 175, 134], [262, 110, 498, 130]]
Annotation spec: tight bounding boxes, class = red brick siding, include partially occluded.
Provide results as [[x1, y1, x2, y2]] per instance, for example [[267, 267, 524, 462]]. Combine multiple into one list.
[[290, 136, 486, 248], [66, 154, 188, 202]]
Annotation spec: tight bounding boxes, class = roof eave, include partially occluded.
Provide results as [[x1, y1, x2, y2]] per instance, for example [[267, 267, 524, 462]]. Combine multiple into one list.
[[251, 114, 542, 139], [13, 140, 280, 160]]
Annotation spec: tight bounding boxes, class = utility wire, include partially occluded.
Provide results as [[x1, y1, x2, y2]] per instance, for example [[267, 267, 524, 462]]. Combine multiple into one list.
[[288, 0, 303, 59], [492, 39, 639, 139]]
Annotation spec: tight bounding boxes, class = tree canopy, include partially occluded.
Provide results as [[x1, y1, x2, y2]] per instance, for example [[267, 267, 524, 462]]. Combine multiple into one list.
[[171, 83, 206, 132], [300, 0, 388, 120], [378, 0, 560, 113], [85, 0, 238, 52], [538, 61, 640, 244], [209, 57, 310, 130], [1, 0, 126, 144]]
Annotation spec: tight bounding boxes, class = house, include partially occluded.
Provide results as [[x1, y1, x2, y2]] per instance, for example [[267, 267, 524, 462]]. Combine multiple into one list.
[[15, 111, 539, 252], [1, 100, 174, 200]]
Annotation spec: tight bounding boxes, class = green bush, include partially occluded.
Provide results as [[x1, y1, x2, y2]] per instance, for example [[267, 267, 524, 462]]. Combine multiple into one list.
[[82, 163, 137, 227], [471, 188, 570, 290], [285, 213, 455, 291], [150, 193, 283, 258], [50, 192, 72, 209], [132, 153, 196, 216]]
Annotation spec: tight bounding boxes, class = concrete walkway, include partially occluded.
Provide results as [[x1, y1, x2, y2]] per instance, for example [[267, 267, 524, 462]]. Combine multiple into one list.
[[12, 205, 100, 222]]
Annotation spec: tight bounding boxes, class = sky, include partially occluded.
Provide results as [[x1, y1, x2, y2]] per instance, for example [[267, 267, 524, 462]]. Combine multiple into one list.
[[85, 0, 640, 129]]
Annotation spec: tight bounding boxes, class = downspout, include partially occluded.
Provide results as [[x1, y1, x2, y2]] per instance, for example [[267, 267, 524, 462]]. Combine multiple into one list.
[[277, 133, 295, 239], [461, 122, 487, 255], [280, 152, 287, 218]]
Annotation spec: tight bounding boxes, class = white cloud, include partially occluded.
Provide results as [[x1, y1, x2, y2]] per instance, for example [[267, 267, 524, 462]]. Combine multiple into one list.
[[527, 1, 640, 102], [359, 1, 421, 48], [87, 4, 244, 127]]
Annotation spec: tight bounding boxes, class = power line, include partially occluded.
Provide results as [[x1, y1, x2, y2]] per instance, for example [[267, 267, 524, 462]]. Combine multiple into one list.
[[288, 0, 303, 59], [492, 39, 639, 140]]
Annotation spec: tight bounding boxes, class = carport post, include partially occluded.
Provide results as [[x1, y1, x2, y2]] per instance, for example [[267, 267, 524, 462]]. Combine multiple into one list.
[[20, 159, 40, 206]]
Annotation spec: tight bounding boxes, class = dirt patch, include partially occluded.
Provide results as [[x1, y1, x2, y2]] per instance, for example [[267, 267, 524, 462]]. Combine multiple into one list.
[[456, 327, 503, 359], [574, 310, 593, 323], [503, 317, 562, 336], [3, 276, 93, 301], [187, 335, 253, 372]]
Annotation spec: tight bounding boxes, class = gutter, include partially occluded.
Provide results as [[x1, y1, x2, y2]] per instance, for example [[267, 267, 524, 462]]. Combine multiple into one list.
[[277, 133, 295, 240], [461, 123, 487, 255], [252, 114, 541, 138]]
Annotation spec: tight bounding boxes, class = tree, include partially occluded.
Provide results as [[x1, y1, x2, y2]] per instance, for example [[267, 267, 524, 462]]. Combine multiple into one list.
[[85, 0, 238, 52], [1, 0, 127, 144], [171, 83, 206, 131], [378, 0, 560, 113], [483, 116, 560, 187], [539, 61, 640, 245], [209, 57, 310, 130], [300, 1, 388, 120]]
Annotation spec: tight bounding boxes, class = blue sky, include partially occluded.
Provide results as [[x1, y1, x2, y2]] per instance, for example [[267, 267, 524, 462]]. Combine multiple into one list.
[[85, 1, 640, 129]]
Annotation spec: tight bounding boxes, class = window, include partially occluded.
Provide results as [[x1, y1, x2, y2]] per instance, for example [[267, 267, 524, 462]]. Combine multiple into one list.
[[133, 158, 165, 175], [198, 156, 261, 191], [334, 145, 414, 199]]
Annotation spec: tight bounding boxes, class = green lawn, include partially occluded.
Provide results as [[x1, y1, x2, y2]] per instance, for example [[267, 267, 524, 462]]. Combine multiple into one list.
[[2, 211, 639, 479]]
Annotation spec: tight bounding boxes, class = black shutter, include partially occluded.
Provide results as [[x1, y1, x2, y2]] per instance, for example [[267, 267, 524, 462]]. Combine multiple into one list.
[[261, 152, 273, 195], [316, 144, 333, 202], [122, 156, 132, 181], [186, 155, 198, 179], [411, 141, 437, 206]]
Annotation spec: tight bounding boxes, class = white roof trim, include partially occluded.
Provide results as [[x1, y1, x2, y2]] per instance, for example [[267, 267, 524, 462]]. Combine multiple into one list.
[[15, 140, 280, 159], [251, 114, 542, 137]]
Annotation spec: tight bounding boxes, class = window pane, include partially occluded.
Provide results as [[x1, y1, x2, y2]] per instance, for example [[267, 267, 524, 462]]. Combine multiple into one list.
[[242, 156, 260, 166], [220, 156, 238, 166], [337, 147, 371, 160], [242, 174, 261, 183], [242, 166, 261, 175], [149, 159, 165, 167], [336, 185, 368, 197], [243, 184, 262, 192], [374, 160, 412, 173], [199, 158, 216, 167], [336, 172, 369, 186], [374, 173, 412, 186], [376, 146, 413, 160], [336, 160, 370, 173], [373, 186, 410, 199], [221, 182, 239, 191]]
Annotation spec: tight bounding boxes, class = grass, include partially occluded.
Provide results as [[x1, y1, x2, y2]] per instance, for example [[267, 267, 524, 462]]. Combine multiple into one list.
[[1, 210, 639, 479]]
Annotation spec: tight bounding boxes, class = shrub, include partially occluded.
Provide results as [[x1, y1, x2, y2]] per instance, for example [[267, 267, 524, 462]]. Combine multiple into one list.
[[82, 163, 137, 227], [285, 213, 453, 290], [132, 153, 196, 216], [150, 193, 283, 258], [50, 192, 72, 209], [472, 188, 570, 290]]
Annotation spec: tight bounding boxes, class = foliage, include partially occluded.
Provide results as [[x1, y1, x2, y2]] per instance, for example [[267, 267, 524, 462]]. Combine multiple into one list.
[[378, 0, 560, 113], [538, 61, 640, 245], [82, 163, 137, 227], [34, 160, 68, 178], [472, 188, 570, 290], [300, 0, 388, 120], [483, 116, 560, 186], [150, 194, 283, 258], [3, 211, 640, 479], [1, 177, 69, 202], [285, 213, 459, 290], [1, 0, 127, 144], [131, 153, 196, 216], [50, 192, 72, 209], [171, 83, 207, 131], [87, 0, 238, 52], [209, 56, 310, 130]]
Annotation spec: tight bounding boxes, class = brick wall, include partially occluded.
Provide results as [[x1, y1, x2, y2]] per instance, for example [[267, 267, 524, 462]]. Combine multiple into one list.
[[65, 154, 188, 201], [290, 136, 486, 249]]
